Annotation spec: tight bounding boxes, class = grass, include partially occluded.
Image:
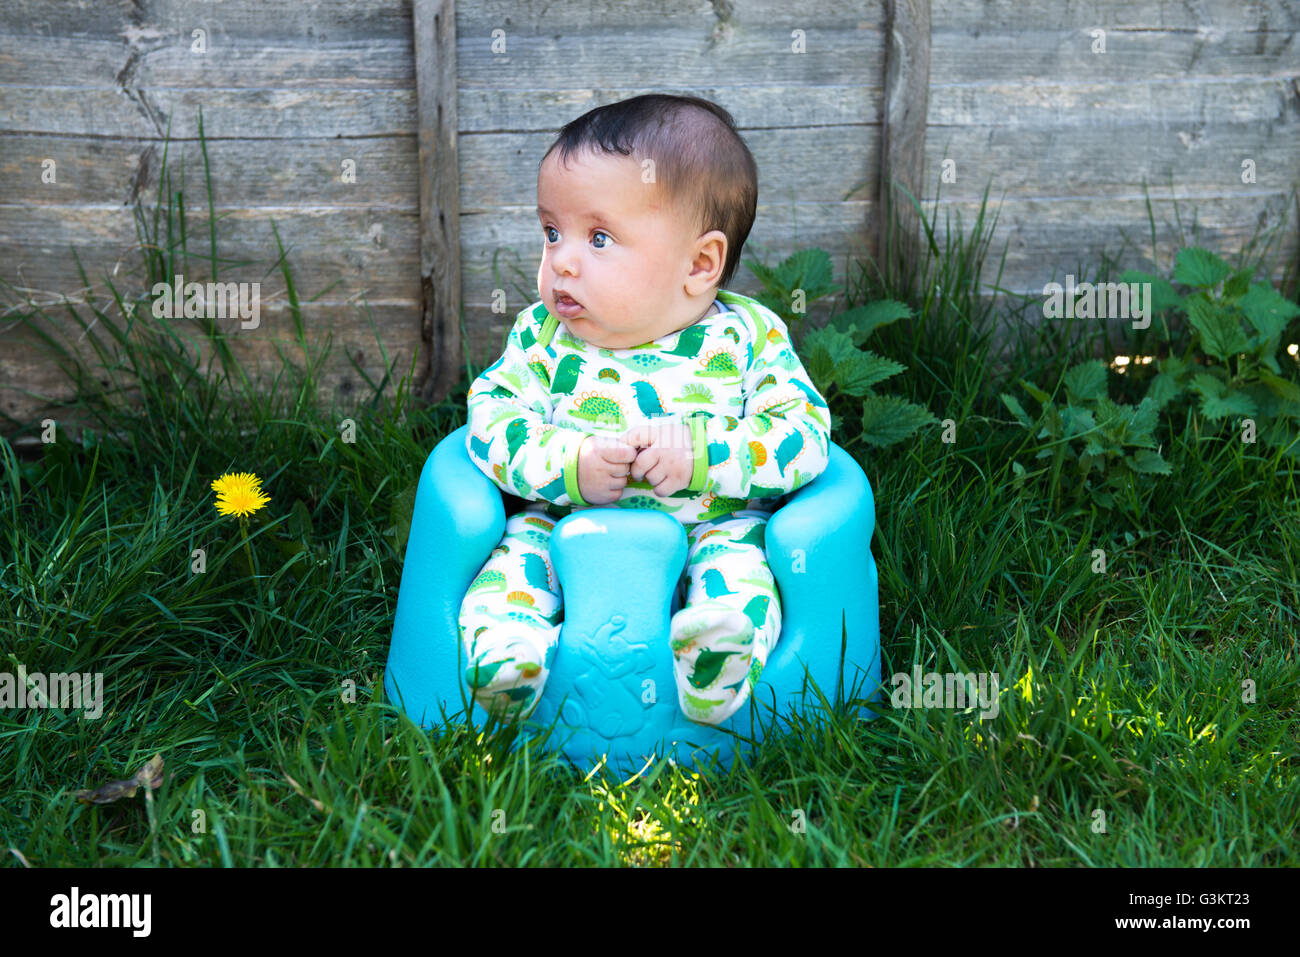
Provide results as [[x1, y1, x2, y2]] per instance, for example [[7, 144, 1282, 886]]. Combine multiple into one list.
[[1, 133, 1298, 867]]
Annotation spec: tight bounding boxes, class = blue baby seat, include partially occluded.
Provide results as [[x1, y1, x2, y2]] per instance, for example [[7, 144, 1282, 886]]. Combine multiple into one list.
[[384, 423, 882, 774]]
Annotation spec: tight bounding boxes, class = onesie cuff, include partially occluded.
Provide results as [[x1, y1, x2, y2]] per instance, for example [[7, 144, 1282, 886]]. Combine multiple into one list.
[[562, 432, 589, 506], [686, 415, 709, 493]]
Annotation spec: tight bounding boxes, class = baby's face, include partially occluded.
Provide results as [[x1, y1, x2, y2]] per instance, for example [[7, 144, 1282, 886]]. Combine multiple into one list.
[[536, 148, 725, 350]]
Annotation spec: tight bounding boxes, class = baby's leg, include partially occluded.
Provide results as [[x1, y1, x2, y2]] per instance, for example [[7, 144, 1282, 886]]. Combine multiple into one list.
[[669, 512, 782, 725], [457, 504, 563, 720]]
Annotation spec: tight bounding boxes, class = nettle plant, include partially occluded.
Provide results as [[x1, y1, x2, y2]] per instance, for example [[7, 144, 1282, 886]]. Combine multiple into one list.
[[1119, 246, 1300, 459], [1002, 359, 1169, 513], [746, 248, 936, 447], [1002, 245, 1300, 514]]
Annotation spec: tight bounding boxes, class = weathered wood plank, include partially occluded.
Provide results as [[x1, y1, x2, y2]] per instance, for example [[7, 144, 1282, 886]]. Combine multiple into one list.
[[1, 135, 419, 208], [924, 128, 1300, 200], [0, 34, 415, 87], [0, 83, 882, 137], [933, 0, 1300, 31], [414, 0, 463, 405], [928, 28, 1299, 83], [0, 27, 885, 96], [926, 76, 1299, 128], [922, 126, 1300, 203], [0, 0, 414, 42], [452, 33, 885, 89], [0, 86, 416, 137], [0, 87, 157, 138], [460, 0, 885, 31], [879, 0, 930, 290], [0, 206, 422, 302]]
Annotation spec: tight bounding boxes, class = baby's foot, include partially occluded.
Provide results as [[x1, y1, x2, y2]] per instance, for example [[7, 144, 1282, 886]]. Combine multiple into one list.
[[669, 601, 755, 725], [464, 626, 559, 720]]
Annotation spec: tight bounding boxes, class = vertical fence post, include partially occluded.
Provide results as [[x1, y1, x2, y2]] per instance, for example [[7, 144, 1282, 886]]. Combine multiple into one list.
[[414, 0, 463, 403], [879, 0, 931, 294]]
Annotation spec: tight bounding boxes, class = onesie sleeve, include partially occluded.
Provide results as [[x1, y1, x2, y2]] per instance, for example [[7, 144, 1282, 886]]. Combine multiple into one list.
[[466, 309, 591, 507], [684, 308, 831, 500]]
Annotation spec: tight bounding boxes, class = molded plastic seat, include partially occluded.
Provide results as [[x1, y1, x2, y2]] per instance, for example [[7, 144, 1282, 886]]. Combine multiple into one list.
[[384, 424, 882, 774]]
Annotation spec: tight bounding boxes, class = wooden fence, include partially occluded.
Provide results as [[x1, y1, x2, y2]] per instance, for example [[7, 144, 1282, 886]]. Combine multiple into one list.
[[1, 0, 1297, 430]]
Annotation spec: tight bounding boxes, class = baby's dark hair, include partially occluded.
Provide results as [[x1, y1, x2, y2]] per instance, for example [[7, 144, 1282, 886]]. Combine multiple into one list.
[[540, 93, 758, 289]]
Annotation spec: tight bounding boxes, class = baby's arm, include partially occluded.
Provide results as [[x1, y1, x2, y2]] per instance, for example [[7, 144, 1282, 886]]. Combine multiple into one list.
[[465, 312, 592, 506], [682, 312, 831, 500]]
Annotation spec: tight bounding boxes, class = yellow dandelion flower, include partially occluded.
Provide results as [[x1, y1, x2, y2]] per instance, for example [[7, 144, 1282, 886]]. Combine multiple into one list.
[[211, 472, 263, 497], [215, 485, 271, 518]]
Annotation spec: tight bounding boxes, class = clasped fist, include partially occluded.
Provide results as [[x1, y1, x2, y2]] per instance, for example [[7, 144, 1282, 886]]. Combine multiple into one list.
[[576, 421, 695, 504]]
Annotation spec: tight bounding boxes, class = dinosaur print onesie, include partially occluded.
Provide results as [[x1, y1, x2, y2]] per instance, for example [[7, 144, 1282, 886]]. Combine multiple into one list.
[[460, 288, 831, 725]]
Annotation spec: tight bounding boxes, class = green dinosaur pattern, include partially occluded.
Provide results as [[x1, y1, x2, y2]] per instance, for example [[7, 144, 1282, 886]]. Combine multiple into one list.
[[569, 392, 626, 429], [461, 504, 783, 728], [464, 290, 830, 525]]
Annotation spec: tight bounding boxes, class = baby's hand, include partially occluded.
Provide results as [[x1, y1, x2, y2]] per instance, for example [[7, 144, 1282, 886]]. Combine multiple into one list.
[[623, 421, 694, 497], [576, 434, 637, 505]]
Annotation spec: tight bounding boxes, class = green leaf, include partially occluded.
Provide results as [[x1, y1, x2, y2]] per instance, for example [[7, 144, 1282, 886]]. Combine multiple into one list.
[[828, 300, 911, 345], [1258, 368, 1300, 404], [802, 326, 858, 366], [1145, 371, 1185, 410], [1186, 294, 1248, 361], [1191, 373, 1257, 420], [1064, 360, 1108, 404], [806, 342, 836, 392], [752, 290, 792, 320], [1157, 355, 1191, 379], [835, 351, 906, 396], [860, 395, 939, 447], [774, 248, 838, 304], [1173, 247, 1232, 290], [1039, 403, 1063, 439], [1223, 266, 1254, 300], [1116, 270, 1182, 314], [802, 325, 859, 395], [1000, 393, 1033, 428], [745, 258, 780, 293], [1237, 282, 1300, 340], [1127, 448, 1172, 475], [1061, 405, 1098, 441], [1128, 397, 1160, 444], [1019, 378, 1051, 405]]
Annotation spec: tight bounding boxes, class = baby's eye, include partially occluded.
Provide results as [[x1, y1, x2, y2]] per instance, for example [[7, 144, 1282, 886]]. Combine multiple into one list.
[[544, 225, 558, 243], [592, 231, 611, 249]]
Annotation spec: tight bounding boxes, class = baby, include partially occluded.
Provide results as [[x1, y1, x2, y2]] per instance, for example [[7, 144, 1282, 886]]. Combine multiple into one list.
[[461, 93, 831, 726]]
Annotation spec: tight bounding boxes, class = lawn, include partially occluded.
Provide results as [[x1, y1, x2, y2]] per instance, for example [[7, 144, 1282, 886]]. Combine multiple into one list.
[[2, 152, 1297, 867]]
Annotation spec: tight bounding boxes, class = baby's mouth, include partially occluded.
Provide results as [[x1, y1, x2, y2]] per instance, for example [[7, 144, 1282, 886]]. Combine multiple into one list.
[[554, 292, 584, 317]]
